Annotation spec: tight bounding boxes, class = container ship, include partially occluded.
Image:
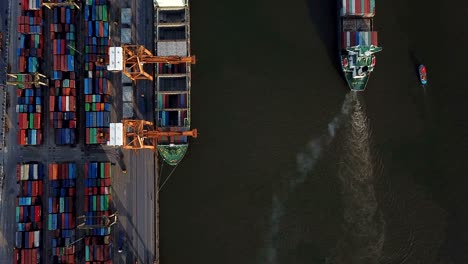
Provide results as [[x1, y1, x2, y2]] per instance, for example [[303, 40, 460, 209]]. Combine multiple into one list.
[[154, 0, 194, 165], [339, 0, 382, 91]]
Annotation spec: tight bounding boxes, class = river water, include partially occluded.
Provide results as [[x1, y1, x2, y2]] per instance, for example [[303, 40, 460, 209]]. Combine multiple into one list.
[[159, 0, 468, 263]]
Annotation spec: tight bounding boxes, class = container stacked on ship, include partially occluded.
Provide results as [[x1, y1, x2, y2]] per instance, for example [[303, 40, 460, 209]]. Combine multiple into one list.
[[16, 0, 44, 145], [48, 6, 78, 145], [13, 162, 45, 264], [83, 0, 111, 144], [48, 163, 77, 263], [84, 162, 112, 263], [154, 0, 194, 165]]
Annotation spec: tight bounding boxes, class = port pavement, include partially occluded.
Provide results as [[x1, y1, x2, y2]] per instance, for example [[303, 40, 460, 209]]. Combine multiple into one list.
[[0, 0, 22, 262], [109, 0, 158, 263]]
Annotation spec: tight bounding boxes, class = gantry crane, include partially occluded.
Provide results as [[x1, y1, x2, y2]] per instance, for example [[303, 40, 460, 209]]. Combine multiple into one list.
[[6, 72, 48, 87], [122, 45, 196, 81], [64, 212, 118, 248], [122, 119, 197, 150], [42, 0, 80, 9], [76, 212, 118, 229]]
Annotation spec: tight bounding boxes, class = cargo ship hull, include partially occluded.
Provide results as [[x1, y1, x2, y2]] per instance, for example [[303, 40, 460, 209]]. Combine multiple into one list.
[[154, 0, 192, 165], [338, 0, 382, 91]]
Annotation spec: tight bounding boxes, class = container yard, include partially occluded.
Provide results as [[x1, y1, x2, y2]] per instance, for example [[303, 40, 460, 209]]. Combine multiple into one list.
[[48, 6, 78, 145], [15, 1, 44, 146], [48, 163, 76, 263], [83, 162, 113, 263], [14, 163, 44, 264], [83, 0, 111, 145], [0, 0, 196, 263]]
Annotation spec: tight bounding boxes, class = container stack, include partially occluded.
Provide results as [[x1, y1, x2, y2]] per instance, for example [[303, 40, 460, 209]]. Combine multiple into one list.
[[16, 1, 44, 146], [17, 15, 42, 35], [84, 162, 112, 263], [48, 163, 77, 263], [49, 6, 78, 145], [13, 163, 44, 264], [83, 0, 111, 145]]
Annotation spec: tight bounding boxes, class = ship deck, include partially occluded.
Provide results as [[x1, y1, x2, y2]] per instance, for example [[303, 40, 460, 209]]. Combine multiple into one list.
[[154, 1, 192, 145]]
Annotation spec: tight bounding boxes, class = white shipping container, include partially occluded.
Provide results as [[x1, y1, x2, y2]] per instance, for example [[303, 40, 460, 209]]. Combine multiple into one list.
[[155, 0, 186, 7], [33, 231, 40, 247], [29, 0, 40, 10], [22, 164, 29, 180], [66, 96, 70, 111], [32, 164, 38, 180]]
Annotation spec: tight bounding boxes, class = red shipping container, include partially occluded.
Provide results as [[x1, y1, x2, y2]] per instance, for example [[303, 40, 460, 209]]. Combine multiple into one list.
[[37, 130, 43, 145], [62, 88, 70, 96], [61, 40, 65, 55], [19, 56, 26, 72], [61, 7, 65, 23], [104, 163, 110, 177], [34, 206, 41, 222], [69, 96, 76, 111], [49, 96, 55, 112], [33, 113, 40, 129], [19, 130, 26, 145], [18, 113, 25, 129], [84, 197, 88, 212], [61, 55, 66, 71], [53, 55, 58, 71]]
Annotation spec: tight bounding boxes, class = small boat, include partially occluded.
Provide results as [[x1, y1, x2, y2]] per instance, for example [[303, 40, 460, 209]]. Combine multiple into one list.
[[419, 65, 427, 85]]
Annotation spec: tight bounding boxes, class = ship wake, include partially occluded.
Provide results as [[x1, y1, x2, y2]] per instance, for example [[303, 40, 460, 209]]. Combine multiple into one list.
[[261, 93, 353, 263], [327, 93, 385, 264]]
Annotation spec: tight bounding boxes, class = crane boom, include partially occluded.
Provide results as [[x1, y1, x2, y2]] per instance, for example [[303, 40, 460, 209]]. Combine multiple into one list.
[[6, 73, 48, 87], [122, 119, 197, 150], [122, 45, 196, 81], [42, 0, 80, 9]]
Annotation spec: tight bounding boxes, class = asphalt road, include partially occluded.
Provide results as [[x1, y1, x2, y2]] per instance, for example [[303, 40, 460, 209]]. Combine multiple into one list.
[[0, 0, 22, 262], [109, 0, 158, 263], [0, 0, 159, 263]]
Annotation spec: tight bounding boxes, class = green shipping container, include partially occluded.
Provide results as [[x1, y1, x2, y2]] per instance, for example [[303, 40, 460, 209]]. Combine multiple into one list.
[[102, 6, 108, 22], [85, 103, 90, 111], [48, 215, 54, 230], [29, 113, 33, 128], [100, 163, 105, 178], [87, 128, 93, 144], [101, 195, 108, 210], [85, 245, 90, 261], [60, 197, 64, 213], [92, 196, 97, 211], [16, 207, 20, 222]]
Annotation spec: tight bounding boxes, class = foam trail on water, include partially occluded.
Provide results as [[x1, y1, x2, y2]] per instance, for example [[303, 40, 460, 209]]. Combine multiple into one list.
[[261, 93, 354, 263], [328, 93, 385, 264], [264, 195, 284, 264]]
